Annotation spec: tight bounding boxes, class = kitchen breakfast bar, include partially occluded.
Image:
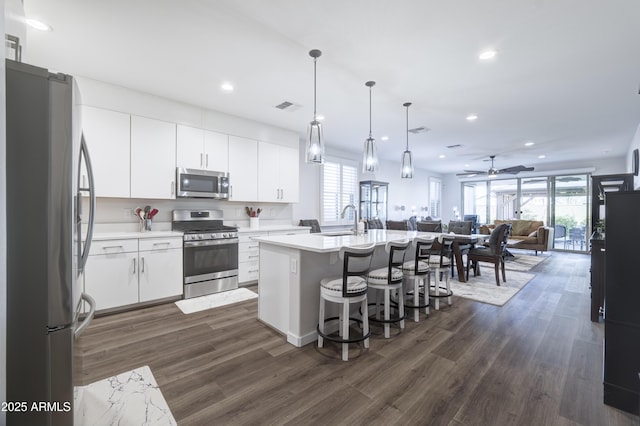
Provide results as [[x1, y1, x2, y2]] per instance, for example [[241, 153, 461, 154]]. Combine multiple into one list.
[[252, 230, 488, 347]]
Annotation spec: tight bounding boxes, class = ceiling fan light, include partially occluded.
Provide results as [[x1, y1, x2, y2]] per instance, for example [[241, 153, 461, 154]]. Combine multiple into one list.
[[401, 150, 414, 179], [306, 120, 324, 164]]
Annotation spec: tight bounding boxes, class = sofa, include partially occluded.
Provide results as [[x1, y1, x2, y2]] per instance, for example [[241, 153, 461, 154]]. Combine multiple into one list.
[[480, 219, 553, 255]]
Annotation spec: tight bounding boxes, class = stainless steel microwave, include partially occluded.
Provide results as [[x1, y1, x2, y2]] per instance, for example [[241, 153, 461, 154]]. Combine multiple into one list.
[[176, 168, 229, 199]]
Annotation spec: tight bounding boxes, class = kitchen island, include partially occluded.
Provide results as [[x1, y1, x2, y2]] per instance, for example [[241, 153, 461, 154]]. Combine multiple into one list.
[[253, 230, 424, 347]]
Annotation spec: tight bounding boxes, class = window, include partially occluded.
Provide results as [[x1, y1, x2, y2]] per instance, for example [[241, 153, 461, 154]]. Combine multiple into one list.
[[429, 177, 442, 218], [321, 158, 358, 225]]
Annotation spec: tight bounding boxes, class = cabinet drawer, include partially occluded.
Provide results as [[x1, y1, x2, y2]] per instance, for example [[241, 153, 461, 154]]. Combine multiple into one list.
[[239, 240, 259, 252], [89, 239, 138, 255], [239, 233, 263, 243], [239, 247, 260, 262], [239, 260, 260, 283], [139, 237, 183, 251]]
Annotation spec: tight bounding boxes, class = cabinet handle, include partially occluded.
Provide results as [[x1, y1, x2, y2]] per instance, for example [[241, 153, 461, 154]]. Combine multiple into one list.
[[171, 181, 175, 196], [281, 188, 284, 199], [141, 257, 145, 273], [102, 245, 124, 250], [248, 255, 260, 259], [200, 153, 204, 168], [230, 185, 233, 198], [133, 258, 136, 274], [152, 242, 172, 247], [248, 269, 259, 273], [206, 154, 209, 168], [600, 248, 606, 252]]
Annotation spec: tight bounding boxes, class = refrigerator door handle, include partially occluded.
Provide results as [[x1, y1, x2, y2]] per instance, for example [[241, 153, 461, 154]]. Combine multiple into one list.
[[77, 133, 96, 273], [74, 293, 96, 339]]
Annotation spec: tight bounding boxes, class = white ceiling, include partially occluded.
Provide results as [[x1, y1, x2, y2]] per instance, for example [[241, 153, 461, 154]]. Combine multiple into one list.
[[20, 0, 640, 175]]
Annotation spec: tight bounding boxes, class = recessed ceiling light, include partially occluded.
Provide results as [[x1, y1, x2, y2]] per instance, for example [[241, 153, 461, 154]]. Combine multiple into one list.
[[26, 18, 52, 31], [316, 114, 325, 121], [466, 114, 478, 121], [381, 136, 389, 141], [439, 154, 446, 159], [220, 82, 234, 92], [464, 164, 470, 167], [538, 155, 546, 159], [525, 141, 535, 147], [479, 50, 497, 60]]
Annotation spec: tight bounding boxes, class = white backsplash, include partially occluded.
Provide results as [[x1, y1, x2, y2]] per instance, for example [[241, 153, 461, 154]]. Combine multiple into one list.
[[82, 197, 296, 233]]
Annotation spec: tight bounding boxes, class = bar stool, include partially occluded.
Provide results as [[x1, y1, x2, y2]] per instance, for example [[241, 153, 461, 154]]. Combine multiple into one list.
[[365, 240, 411, 338], [402, 237, 433, 322], [317, 243, 376, 361], [428, 234, 454, 310]]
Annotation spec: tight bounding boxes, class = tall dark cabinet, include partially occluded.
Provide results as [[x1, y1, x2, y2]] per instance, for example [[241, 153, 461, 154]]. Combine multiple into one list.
[[603, 191, 640, 415]]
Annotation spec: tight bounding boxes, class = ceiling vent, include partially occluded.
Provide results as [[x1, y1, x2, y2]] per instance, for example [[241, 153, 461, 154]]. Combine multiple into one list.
[[408, 126, 430, 134], [275, 101, 302, 111], [447, 144, 463, 149]]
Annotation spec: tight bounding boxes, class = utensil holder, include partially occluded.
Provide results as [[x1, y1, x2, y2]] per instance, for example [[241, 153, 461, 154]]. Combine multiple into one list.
[[250, 217, 259, 229], [141, 219, 152, 232]]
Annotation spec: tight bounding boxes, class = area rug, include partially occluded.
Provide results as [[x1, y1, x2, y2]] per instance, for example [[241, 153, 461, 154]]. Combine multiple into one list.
[[74, 365, 176, 425], [450, 268, 535, 306], [175, 287, 258, 314], [503, 252, 550, 272]]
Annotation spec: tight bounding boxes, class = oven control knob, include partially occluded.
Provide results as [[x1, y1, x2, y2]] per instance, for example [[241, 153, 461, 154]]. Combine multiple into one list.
[[197, 234, 203, 240], [222, 233, 229, 238], [211, 234, 217, 239]]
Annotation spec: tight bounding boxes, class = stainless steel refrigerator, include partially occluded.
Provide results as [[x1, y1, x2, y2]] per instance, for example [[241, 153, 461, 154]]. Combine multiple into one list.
[[6, 60, 97, 425]]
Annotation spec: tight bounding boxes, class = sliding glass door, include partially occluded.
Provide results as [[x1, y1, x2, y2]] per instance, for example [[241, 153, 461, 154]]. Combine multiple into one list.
[[462, 173, 589, 252]]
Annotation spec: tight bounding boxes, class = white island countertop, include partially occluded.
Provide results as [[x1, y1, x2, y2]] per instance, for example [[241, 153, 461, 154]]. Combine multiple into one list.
[[252, 229, 438, 253]]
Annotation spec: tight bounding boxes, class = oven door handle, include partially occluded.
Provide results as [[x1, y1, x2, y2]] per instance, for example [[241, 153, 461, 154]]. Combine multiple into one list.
[[184, 238, 239, 248]]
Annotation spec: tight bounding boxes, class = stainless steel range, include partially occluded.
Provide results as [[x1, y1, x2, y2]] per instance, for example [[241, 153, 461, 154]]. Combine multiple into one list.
[[172, 210, 239, 298]]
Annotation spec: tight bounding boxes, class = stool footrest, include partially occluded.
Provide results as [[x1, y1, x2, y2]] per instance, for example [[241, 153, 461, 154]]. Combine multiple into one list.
[[363, 303, 406, 324], [403, 290, 431, 310], [317, 316, 371, 344]]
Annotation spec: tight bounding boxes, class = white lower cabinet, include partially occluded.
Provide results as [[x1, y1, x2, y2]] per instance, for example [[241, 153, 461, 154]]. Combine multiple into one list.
[[238, 228, 309, 284], [84, 239, 139, 311], [84, 237, 183, 311], [138, 240, 183, 302]]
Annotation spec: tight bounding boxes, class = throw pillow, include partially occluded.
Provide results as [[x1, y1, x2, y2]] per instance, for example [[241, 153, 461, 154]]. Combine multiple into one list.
[[528, 230, 537, 237]]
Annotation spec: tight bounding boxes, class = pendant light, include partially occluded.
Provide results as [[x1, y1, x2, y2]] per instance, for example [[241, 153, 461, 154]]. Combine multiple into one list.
[[305, 49, 325, 164], [401, 102, 414, 178], [362, 81, 379, 173]]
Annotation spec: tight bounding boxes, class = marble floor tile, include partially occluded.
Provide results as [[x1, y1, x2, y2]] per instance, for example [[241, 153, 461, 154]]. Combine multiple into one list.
[[74, 365, 176, 426]]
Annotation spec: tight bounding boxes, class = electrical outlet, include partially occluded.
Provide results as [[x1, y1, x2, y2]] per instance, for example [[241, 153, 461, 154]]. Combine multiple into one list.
[[125, 209, 133, 219], [290, 258, 297, 274]]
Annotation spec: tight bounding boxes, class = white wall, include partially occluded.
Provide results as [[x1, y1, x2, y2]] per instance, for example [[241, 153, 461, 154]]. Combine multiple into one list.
[[292, 140, 443, 226]]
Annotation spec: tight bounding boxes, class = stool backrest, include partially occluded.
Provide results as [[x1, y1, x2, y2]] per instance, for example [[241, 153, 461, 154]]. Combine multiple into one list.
[[339, 243, 376, 297], [412, 237, 434, 274], [435, 234, 455, 267], [384, 240, 411, 282]]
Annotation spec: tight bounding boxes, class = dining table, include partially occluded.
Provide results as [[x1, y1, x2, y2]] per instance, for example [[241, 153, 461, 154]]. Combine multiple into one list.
[[418, 232, 491, 283]]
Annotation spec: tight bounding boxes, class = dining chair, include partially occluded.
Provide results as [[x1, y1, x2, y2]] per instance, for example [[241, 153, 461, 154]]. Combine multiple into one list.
[[428, 234, 455, 310], [465, 223, 511, 286]]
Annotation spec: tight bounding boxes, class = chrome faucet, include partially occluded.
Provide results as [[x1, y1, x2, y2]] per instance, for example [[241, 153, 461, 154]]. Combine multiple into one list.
[[341, 204, 358, 234]]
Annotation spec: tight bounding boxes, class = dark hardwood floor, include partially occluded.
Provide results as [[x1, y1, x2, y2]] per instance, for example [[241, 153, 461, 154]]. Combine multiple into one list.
[[75, 251, 640, 425]]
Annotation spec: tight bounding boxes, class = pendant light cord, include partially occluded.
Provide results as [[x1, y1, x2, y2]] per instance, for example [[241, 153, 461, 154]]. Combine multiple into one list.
[[369, 85, 372, 138], [405, 104, 409, 151], [313, 57, 317, 121]]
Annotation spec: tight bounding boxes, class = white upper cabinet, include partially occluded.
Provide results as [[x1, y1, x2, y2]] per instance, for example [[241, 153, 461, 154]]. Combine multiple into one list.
[[176, 125, 229, 171], [130, 116, 177, 199], [176, 125, 204, 170], [204, 130, 228, 171], [81, 106, 131, 198], [228, 135, 258, 201], [258, 141, 299, 202]]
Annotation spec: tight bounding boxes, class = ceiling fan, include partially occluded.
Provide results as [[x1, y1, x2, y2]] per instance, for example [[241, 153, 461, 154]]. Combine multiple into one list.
[[456, 155, 534, 177]]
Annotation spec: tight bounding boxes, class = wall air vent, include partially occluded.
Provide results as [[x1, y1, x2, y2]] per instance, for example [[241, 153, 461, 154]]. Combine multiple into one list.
[[408, 126, 430, 134], [275, 101, 302, 111]]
